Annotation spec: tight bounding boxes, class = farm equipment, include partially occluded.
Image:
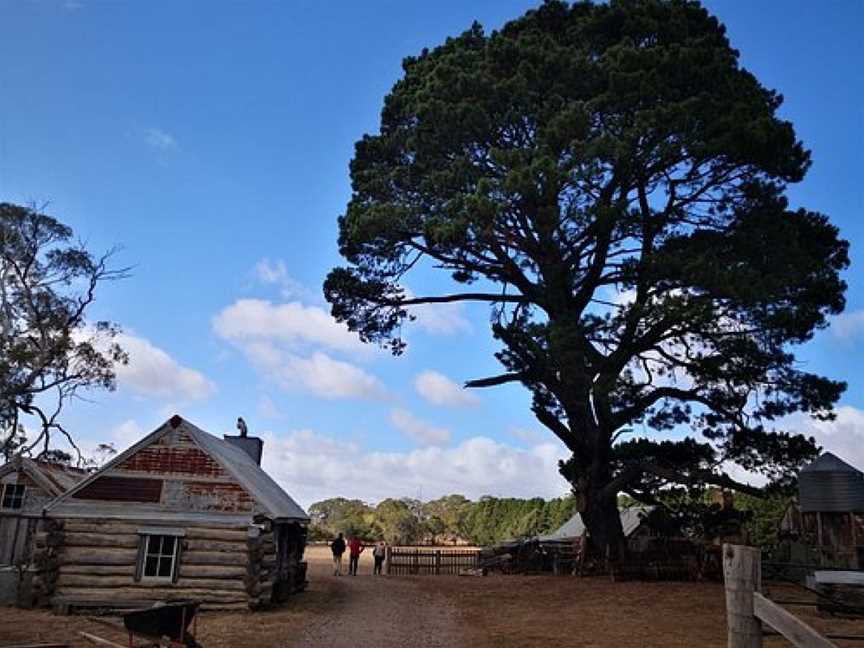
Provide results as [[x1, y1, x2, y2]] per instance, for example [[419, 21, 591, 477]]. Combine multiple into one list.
[[121, 601, 201, 647]]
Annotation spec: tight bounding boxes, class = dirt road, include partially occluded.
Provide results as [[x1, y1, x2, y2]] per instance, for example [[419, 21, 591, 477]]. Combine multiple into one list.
[[291, 570, 460, 648]]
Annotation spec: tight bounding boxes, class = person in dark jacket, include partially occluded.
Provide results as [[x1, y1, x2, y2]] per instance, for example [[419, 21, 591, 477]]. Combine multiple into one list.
[[331, 533, 346, 576]]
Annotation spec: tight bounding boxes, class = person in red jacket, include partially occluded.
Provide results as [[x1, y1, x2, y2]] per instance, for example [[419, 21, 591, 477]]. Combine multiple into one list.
[[347, 536, 364, 576]]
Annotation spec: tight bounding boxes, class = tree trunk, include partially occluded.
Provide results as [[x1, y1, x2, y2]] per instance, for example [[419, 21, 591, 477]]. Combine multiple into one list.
[[580, 489, 627, 562]]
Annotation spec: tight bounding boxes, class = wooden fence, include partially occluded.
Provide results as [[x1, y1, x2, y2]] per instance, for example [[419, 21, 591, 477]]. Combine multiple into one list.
[[386, 547, 479, 576], [723, 543, 837, 647]]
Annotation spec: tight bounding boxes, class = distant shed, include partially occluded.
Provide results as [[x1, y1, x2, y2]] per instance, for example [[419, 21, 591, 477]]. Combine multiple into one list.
[[781, 452, 864, 568]]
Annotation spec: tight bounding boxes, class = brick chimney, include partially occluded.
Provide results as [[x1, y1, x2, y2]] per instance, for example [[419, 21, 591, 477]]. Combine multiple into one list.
[[223, 417, 263, 465]]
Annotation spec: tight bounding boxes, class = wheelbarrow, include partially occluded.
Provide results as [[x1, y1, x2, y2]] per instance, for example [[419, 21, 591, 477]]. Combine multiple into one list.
[[122, 600, 201, 647]]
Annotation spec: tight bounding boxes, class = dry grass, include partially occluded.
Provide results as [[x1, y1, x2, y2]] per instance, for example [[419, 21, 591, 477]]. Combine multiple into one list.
[[1, 546, 863, 647]]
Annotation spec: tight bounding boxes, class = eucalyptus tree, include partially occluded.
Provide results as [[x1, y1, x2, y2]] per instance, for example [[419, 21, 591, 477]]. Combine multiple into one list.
[[1, 203, 128, 462]]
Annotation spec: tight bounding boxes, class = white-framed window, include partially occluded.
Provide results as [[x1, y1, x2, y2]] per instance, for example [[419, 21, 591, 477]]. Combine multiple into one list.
[[1, 483, 25, 510], [141, 534, 179, 580]]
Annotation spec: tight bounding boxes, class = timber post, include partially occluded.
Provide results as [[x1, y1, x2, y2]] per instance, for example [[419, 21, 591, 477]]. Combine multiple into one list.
[[385, 546, 391, 575], [723, 543, 762, 648]]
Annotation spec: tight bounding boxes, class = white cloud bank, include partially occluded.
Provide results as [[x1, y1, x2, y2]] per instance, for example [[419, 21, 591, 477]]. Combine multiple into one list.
[[213, 299, 364, 354], [213, 299, 387, 400], [830, 310, 864, 342], [801, 405, 864, 467], [261, 428, 571, 507], [414, 370, 479, 407], [389, 408, 451, 445], [114, 333, 216, 401]]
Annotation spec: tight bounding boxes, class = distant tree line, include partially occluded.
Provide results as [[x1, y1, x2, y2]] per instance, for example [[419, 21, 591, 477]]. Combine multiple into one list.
[[307, 494, 577, 546], [307, 490, 793, 549]]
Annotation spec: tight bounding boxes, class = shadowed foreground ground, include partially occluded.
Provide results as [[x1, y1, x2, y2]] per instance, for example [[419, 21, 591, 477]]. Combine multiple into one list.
[[2, 546, 863, 647]]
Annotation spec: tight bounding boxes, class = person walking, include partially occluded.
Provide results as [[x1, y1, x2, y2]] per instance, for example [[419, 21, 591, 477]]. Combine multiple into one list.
[[347, 535, 364, 576], [330, 533, 346, 576], [372, 540, 387, 575]]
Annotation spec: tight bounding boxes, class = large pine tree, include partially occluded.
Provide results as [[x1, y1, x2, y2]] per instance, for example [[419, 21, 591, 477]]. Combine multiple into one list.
[[325, 0, 849, 554]]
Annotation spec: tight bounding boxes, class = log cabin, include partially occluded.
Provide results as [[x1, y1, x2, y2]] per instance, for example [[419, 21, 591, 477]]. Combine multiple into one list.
[[0, 456, 86, 567], [34, 414, 309, 613]]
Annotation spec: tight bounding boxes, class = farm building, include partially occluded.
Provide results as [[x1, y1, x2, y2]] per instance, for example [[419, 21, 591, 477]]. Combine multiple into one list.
[[0, 456, 86, 567], [780, 452, 864, 568], [31, 414, 309, 613], [538, 505, 654, 546]]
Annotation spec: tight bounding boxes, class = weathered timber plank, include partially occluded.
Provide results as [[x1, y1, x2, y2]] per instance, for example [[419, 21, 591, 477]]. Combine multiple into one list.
[[61, 565, 135, 576], [179, 564, 247, 579], [57, 574, 246, 591], [64, 533, 139, 549], [753, 593, 837, 648], [182, 550, 247, 566], [60, 548, 138, 566], [64, 521, 250, 542], [54, 587, 248, 603], [185, 538, 246, 553]]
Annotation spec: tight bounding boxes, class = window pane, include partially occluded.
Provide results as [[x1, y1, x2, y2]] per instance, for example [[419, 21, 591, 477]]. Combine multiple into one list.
[[145, 556, 158, 577], [162, 536, 175, 556], [158, 557, 172, 578]]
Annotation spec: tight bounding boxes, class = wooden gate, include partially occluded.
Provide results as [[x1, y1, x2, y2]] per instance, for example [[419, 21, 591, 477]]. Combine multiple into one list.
[[386, 547, 479, 575]]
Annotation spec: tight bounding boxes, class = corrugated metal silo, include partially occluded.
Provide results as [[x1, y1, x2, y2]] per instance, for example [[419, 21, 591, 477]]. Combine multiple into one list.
[[799, 452, 864, 513]]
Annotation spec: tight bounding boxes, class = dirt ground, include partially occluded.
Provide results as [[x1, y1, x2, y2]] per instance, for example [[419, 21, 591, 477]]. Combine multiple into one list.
[[2, 546, 864, 647]]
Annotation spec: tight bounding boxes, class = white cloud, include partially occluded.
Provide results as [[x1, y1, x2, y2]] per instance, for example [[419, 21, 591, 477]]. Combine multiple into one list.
[[830, 310, 864, 342], [402, 288, 472, 336], [281, 352, 388, 400], [509, 427, 544, 444], [213, 299, 365, 355], [389, 408, 451, 445], [213, 298, 387, 401], [114, 333, 216, 401], [414, 370, 479, 407], [144, 128, 179, 152], [257, 394, 283, 420], [109, 419, 145, 451], [799, 405, 864, 468], [261, 428, 571, 506], [253, 259, 315, 301]]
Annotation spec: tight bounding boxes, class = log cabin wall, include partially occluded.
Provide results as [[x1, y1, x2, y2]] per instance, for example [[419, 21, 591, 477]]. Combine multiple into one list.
[[0, 469, 55, 566], [38, 517, 264, 610]]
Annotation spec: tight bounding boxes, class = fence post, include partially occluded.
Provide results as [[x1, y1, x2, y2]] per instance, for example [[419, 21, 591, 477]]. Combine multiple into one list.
[[723, 543, 762, 648], [385, 546, 391, 575], [435, 550, 441, 575]]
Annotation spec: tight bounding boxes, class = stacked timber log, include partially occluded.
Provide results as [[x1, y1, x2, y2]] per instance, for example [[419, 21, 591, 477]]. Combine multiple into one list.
[[31, 518, 64, 607], [245, 525, 275, 609], [48, 518, 264, 611]]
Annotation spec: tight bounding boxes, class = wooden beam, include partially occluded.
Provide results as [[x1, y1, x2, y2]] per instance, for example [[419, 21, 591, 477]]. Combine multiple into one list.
[[77, 632, 126, 648], [753, 592, 836, 648], [723, 543, 762, 648]]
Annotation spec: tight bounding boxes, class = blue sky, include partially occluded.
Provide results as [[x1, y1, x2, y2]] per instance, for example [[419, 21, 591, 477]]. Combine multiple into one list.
[[1, 0, 862, 507]]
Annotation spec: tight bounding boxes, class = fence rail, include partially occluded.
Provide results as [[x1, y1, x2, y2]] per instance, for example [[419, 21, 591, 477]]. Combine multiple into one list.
[[386, 548, 479, 576]]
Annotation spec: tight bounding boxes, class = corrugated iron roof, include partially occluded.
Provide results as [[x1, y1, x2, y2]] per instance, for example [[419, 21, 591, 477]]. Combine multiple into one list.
[[0, 456, 87, 496], [538, 505, 652, 542], [801, 452, 862, 474], [183, 419, 309, 522], [46, 415, 309, 522]]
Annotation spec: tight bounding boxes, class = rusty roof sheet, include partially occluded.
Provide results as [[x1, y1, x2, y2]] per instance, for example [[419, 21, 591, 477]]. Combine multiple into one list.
[[46, 415, 309, 522], [182, 419, 309, 522]]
